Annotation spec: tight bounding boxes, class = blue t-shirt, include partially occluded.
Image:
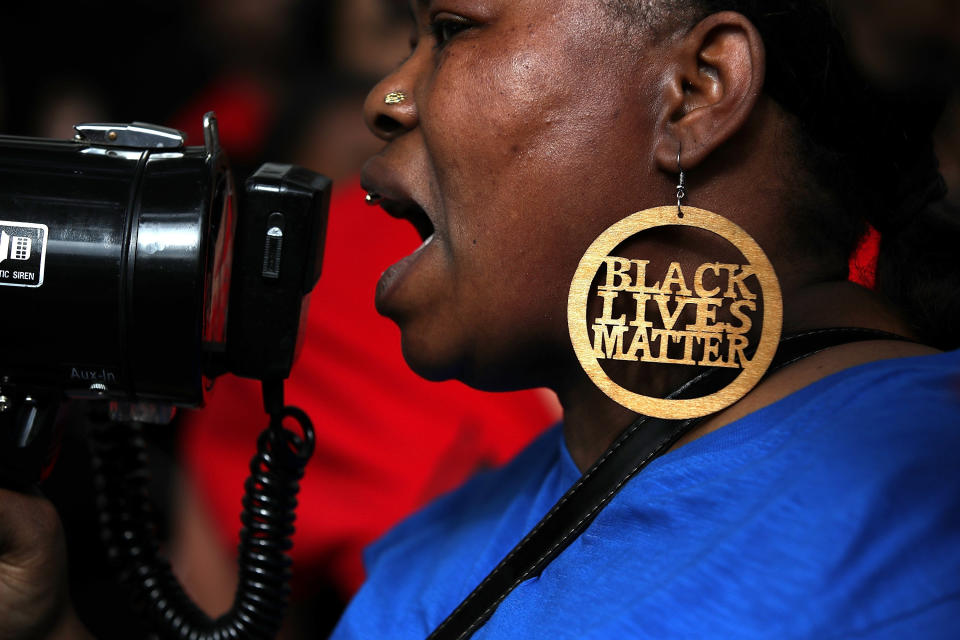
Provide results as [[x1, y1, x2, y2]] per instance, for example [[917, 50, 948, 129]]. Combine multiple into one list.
[[332, 351, 960, 639]]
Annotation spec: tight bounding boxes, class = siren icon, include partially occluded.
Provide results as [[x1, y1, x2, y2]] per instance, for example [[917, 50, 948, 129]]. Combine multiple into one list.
[[0, 230, 31, 263]]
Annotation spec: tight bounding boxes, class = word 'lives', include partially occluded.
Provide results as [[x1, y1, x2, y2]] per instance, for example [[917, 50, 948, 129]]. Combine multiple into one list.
[[592, 258, 758, 368]]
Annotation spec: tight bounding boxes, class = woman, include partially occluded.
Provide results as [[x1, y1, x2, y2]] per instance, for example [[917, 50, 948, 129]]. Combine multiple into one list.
[[1, 0, 958, 638], [340, 0, 960, 637]]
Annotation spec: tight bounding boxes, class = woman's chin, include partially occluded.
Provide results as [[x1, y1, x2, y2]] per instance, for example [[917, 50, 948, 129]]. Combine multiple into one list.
[[397, 330, 539, 392], [396, 324, 500, 389], [398, 332, 463, 383]]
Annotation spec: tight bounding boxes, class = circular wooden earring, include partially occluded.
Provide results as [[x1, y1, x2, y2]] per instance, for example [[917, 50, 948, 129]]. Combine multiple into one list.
[[567, 204, 783, 420]]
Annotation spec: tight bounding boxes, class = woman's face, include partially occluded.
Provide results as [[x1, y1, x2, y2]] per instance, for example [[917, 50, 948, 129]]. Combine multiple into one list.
[[362, 0, 671, 389]]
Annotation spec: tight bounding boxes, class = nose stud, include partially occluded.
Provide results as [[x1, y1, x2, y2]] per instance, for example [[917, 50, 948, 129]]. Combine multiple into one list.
[[364, 191, 382, 205], [384, 91, 407, 105]]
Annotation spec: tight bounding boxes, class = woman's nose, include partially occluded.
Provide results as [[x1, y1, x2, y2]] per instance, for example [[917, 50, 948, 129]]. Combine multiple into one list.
[[363, 72, 419, 141]]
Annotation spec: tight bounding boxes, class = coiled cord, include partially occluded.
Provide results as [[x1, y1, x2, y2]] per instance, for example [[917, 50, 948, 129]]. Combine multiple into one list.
[[90, 403, 315, 640]]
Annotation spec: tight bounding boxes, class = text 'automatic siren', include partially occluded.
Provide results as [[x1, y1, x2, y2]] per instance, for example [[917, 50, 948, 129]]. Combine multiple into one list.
[[0, 221, 48, 287]]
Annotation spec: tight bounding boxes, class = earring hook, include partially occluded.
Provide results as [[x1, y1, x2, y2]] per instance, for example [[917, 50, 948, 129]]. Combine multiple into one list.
[[676, 147, 686, 218]]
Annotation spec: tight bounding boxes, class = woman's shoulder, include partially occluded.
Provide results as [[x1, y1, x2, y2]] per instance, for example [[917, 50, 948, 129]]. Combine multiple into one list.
[[795, 347, 960, 477], [656, 347, 960, 500], [746, 346, 960, 457], [594, 350, 960, 639], [693, 341, 959, 450], [782, 346, 960, 428], [805, 343, 959, 394]]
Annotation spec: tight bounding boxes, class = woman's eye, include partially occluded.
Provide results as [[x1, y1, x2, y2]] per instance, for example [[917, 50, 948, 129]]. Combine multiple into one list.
[[430, 16, 473, 49]]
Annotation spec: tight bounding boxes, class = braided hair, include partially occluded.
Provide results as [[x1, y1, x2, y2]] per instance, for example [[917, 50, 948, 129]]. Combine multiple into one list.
[[606, 0, 959, 349]]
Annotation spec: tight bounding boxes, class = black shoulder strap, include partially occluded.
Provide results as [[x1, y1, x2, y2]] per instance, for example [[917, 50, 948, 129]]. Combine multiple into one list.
[[427, 328, 911, 640]]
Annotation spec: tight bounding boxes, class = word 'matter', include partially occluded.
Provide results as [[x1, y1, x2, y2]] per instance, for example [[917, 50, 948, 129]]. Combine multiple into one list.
[[591, 258, 758, 368]]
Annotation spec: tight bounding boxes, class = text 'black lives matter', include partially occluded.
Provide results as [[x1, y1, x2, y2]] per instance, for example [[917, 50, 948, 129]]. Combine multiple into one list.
[[0, 221, 47, 287]]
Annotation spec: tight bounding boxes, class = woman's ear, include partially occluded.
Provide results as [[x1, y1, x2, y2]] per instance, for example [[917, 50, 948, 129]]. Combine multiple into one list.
[[653, 11, 766, 172]]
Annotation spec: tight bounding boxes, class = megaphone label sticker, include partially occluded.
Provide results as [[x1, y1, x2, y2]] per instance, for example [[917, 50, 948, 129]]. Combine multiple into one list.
[[0, 221, 47, 287]]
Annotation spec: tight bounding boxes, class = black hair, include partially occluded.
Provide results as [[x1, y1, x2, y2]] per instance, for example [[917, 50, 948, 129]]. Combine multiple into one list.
[[606, 0, 959, 349]]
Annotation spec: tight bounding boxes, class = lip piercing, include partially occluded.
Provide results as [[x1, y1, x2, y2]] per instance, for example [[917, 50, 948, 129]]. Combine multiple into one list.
[[384, 91, 407, 105], [365, 191, 382, 205]]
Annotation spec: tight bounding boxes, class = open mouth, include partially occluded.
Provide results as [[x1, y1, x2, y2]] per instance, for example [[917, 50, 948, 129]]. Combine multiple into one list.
[[371, 196, 435, 244], [363, 191, 438, 306]]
